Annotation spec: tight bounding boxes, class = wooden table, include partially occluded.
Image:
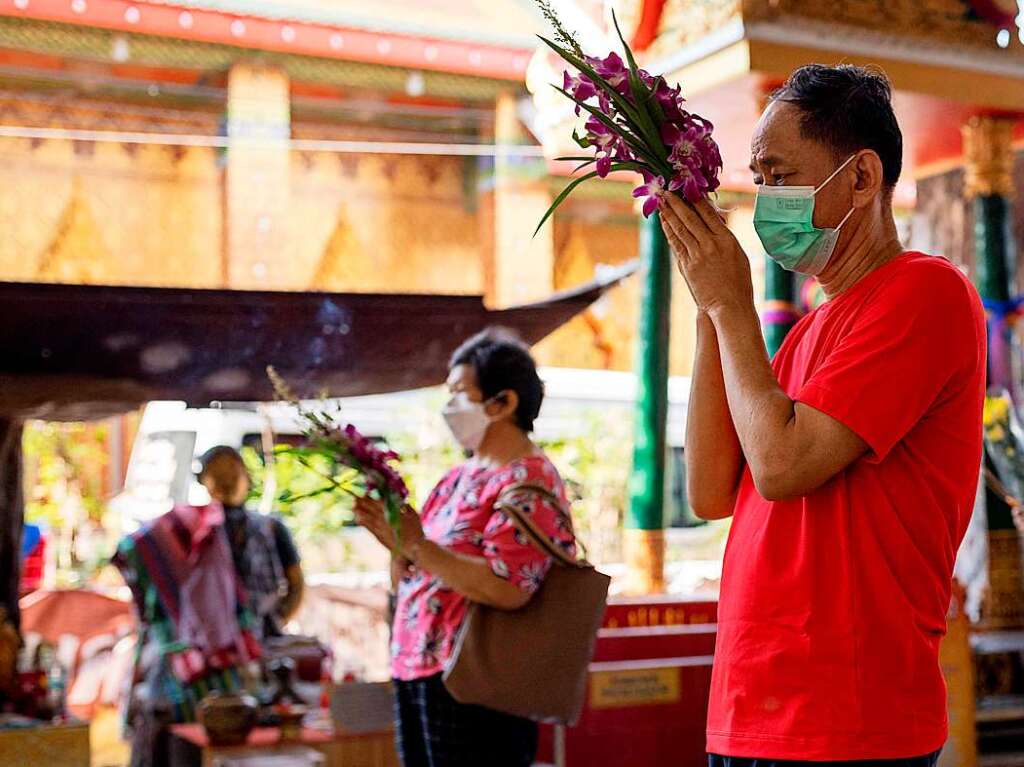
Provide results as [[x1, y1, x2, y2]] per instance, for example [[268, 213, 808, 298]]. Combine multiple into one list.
[[169, 723, 399, 767], [0, 721, 90, 767]]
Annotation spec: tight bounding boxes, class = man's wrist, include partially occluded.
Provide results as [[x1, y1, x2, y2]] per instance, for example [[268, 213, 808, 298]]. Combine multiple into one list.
[[707, 298, 758, 327]]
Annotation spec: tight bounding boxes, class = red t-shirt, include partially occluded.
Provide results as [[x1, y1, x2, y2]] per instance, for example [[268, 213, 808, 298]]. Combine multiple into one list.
[[706, 252, 986, 760]]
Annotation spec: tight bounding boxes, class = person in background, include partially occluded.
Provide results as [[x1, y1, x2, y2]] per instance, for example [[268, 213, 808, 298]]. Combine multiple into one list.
[[355, 328, 576, 767], [196, 446, 304, 637]]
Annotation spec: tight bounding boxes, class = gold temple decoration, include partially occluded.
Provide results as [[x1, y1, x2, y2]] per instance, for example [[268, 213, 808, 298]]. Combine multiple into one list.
[[962, 116, 1016, 199], [36, 179, 112, 283], [645, 0, 742, 60], [313, 204, 369, 290], [981, 528, 1024, 629], [746, 0, 1015, 49], [554, 222, 593, 289]]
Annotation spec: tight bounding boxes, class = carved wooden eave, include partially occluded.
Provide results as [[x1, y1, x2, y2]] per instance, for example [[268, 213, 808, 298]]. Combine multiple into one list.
[[633, 0, 1024, 198], [645, 0, 1024, 107]]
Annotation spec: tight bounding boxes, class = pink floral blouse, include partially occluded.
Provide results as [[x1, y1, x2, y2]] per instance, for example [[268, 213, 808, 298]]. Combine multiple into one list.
[[390, 453, 576, 681]]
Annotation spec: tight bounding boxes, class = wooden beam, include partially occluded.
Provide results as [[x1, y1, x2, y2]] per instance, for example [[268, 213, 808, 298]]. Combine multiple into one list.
[[0, 0, 531, 80]]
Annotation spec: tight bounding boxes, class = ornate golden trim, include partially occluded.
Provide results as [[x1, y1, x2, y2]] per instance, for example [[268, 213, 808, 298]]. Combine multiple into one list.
[[979, 528, 1024, 629], [746, 0, 1021, 51], [962, 116, 1017, 198]]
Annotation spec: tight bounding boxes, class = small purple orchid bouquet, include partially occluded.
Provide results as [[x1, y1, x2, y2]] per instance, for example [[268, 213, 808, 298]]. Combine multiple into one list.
[[267, 366, 409, 538], [534, 1, 722, 233]]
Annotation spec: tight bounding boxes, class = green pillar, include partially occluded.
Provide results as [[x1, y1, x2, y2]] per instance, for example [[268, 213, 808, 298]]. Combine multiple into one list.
[[974, 194, 1015, 391], [963, 115, 1022, 630], [762, 259, 798, 357], [626, 212, 670, 593], [974, 194, 1017, 535]]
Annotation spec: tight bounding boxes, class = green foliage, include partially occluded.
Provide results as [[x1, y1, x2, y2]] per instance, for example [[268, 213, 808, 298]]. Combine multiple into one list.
[[242, 445, 356, 542], [539, 410, 632, 564], [22, 420, 114, 584], [23, 421, 109, 528]]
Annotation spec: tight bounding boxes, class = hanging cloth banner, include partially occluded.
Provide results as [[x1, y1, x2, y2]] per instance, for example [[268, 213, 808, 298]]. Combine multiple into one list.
[[983, 296, 1024, 396]]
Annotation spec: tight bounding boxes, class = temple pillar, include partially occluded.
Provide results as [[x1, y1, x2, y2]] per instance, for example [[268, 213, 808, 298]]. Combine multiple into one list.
[[758, 85, 799, 356], [964, 116, 1017, 392], [625, 213, 669, 594], [0, 419, 22, 624], [962, 115, 1024, 632], [224, 63, 291, 289], [484, 91, 554, 307], [763, 260, 799, 356], [0, 418, 24, 697]]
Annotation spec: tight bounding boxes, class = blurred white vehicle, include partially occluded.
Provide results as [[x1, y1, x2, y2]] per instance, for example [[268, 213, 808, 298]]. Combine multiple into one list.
[[109, 368, 691, 532]]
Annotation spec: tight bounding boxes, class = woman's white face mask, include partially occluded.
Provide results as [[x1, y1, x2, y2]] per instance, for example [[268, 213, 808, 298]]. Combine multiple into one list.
[[442, 392, 495, 451]]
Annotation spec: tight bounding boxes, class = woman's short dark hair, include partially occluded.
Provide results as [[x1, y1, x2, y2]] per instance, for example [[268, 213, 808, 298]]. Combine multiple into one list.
[[449, 328, 544, 433], [771, 64, 903, 190]]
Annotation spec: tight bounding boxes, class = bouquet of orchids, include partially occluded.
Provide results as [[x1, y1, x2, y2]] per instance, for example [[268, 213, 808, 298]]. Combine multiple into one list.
[[534, 1, 723, 234], [267, 366, 409, 538]]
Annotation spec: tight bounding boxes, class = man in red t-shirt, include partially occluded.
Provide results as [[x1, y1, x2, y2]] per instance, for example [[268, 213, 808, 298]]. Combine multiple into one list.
[[658, 64, 986, 766]]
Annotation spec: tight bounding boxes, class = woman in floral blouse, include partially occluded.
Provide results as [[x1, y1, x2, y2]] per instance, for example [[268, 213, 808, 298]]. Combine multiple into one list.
[[355, 328, 576, 767]]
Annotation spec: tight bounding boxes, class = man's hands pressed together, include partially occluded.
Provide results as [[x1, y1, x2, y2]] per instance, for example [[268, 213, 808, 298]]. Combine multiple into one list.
[[658, 192, 755, 318], [658, 192, 868, 503]]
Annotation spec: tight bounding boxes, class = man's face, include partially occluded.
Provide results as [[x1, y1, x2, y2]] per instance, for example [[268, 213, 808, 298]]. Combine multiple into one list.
[[749, 100, 855, 232]]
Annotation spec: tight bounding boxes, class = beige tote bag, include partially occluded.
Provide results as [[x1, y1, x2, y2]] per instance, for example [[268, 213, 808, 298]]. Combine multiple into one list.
[[443, 482, 610, 725]]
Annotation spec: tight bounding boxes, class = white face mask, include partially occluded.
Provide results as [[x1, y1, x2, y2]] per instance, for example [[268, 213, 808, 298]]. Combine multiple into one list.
[[442, 392, 494, 452]]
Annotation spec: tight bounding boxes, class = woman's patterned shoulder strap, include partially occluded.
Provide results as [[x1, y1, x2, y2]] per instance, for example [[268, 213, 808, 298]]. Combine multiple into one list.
[[493, 481, 589, 568]]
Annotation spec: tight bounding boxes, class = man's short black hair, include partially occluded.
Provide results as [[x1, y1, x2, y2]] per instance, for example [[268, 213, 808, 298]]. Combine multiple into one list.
[[771, 64, 903, 189], [449, 327, 544, 433]]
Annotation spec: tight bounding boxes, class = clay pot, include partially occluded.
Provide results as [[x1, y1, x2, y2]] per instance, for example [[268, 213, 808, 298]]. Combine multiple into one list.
[[198, 691, 259, 746]]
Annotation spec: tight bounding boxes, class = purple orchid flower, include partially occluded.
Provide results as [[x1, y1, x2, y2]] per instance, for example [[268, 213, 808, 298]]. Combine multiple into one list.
[[668, 160, 710, 203], [633, 170, 666, 217], [654, 79, 685, 120], [585, 116, 623, 177], [692, 114, 714, 132], [701, 134, 724, 173], [585, 116, 616, 144], [588, 52, 629, 94], [663, 123, 705, 169], [563, 69, 597, 114], [596, 141, 636, 177]]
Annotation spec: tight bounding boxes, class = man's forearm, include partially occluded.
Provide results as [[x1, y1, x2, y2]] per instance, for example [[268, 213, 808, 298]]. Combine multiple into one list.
[[685, 312, 744, 519], [710, 302, 798, 494]]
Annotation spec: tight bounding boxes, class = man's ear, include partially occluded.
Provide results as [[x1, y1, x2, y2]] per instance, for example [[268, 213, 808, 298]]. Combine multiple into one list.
[[851, 150, 885, 208]]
